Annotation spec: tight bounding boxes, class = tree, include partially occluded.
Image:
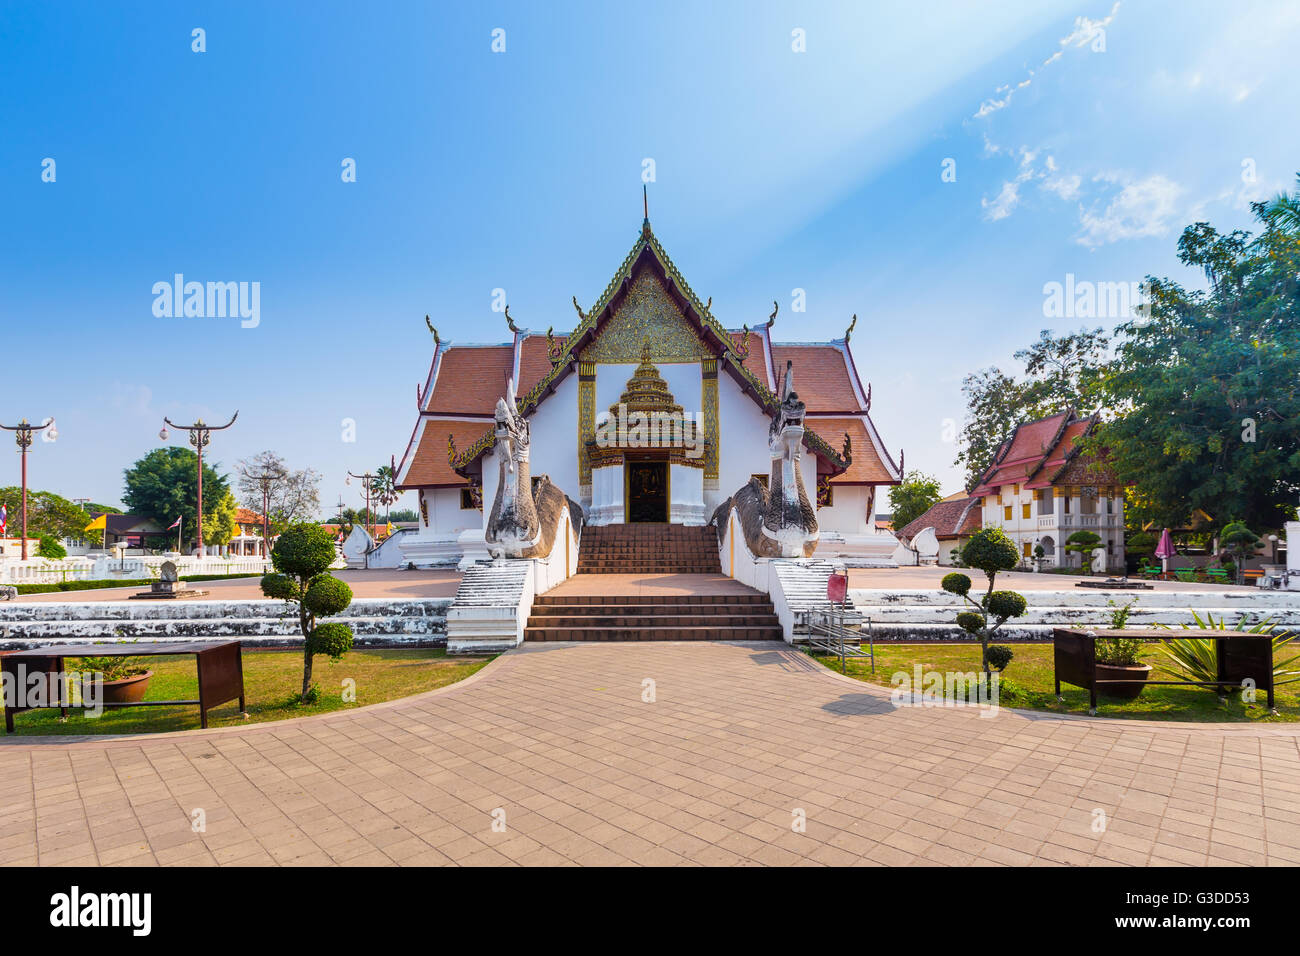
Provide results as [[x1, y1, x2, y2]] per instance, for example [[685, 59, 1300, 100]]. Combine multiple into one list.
[[1064, 530, 1102, 573], [954, 328, 1109, 489], [260, 523, 354, 702], [205, 491, 239, 550], [941, 527, 1027, 679], [369, 464, 399, 524], [1085, 183, 1300, 530], [0, 487, 100, 543], [123, 447, 230, 550], [1220, 521, 1261, 584], [235, 451, 321, 536], [889, 470, 943, 530], [386, 508, 419, 524], [37, 535, 66, 559]]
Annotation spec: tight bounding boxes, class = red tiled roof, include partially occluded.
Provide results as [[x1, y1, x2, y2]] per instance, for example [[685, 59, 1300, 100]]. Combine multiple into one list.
[[517, 333, 566, 397], [898, 496, 982, 541], [424, 346, 514, 416], [728, 330, 773, 389], [401, 420, 489, 488], [969, 411, 1071, 494], [806, 417, 891, 484], [770, 344, 860, 411]]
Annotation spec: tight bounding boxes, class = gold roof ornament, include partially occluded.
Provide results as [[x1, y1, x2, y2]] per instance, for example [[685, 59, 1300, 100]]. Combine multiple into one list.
[[425, 314, 440, 346], [767, 300, 778, 329], [845, 313, 857, 341], [614, 340, 685, 414], [611, 340, 685, 417], [505, 305, 519, 333]]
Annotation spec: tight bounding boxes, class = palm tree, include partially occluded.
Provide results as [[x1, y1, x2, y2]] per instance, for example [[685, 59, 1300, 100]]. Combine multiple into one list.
[[1258, 174, 1300, 235], [369, 465, 399, 525]]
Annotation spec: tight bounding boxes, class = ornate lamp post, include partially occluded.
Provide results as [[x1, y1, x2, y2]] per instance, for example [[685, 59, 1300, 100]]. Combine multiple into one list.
[[345, 470, 376, 570], [240, 465, 285, 560], [0, 417, 57, 559], [159, 412, 237, 558]]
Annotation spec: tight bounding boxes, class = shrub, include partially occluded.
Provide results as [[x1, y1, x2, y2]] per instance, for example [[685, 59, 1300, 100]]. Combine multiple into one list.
[[1096, 636, 1142, 666], [960, 528, 1019, 585], [1064, 530, 1102, 572], [1106, 596, 1139, 629], [985, 645, 1014, 672], [262, 522, 354, 702], [307, 621, 354, 661], [984, 590, 1027, 621], [948, 528, 1028, 678], [941, 572, 972, 597]]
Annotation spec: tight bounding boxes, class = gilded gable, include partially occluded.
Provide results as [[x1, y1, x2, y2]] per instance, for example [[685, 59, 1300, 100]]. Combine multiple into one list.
[[580, 271, 713, 364]]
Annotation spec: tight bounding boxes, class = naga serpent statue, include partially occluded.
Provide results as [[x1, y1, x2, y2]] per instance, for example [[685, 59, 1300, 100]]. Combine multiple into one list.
[[711, 360, 819, 558], [485, 378, 583, 559]]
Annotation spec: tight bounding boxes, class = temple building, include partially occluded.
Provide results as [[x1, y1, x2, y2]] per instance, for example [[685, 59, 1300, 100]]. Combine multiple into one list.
[[966, 409, 1126, 570], [393, 218, 901, 568]]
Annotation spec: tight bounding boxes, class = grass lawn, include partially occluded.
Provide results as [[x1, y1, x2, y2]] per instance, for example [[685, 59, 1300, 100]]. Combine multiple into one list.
[[809, 642, 1299, 722], [3, 648, 492, 736]]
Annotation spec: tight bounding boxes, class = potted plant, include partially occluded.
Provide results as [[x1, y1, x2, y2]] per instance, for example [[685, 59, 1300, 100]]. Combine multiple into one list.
[[1094, 635, 1150, 700], [76, 653, 152, 705]]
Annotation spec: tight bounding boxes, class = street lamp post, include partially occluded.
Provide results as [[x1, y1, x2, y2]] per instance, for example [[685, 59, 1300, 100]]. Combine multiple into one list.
[[0, 417, 57, 560], [346, 470, 376, 570], [159, 412, 237, 558], [240, 466, 285, 560]]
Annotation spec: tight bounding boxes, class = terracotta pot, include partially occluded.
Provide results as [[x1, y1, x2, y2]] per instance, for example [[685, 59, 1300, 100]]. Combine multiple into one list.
[[100, 670, 153, 705], [1095, 662, 1151, 701]]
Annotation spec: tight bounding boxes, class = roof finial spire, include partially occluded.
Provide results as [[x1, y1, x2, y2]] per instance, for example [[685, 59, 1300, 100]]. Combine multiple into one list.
[[643, 183, 649, 223]]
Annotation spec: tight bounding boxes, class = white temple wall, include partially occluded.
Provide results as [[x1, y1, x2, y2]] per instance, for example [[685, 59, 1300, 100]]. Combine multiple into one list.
[[816, 484, 871, 534], [715, 373, 796, 511], [427, 488, 478, 535], [525, 374, 581, 500]]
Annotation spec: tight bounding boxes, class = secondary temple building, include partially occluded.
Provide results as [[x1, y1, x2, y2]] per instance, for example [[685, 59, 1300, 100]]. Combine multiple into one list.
[[393, 217, 901, 568], [896, 409, 1126, 570]]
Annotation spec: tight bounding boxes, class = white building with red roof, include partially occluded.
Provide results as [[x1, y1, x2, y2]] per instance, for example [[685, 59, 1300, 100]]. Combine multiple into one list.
[[967, 409, 1126, 570], [393, 218, 902, 567]]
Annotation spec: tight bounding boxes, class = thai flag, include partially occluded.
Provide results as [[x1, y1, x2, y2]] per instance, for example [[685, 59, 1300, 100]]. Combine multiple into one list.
[[0, 504, 6, 536], [168, 516, 182, 530]]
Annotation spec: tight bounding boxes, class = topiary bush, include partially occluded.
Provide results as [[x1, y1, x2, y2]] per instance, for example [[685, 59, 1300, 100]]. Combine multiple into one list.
[[261, 522, 354, 702], [985, 645, 1014, 672], [1064, 530, 1102, 573], [948, 527, 1028, 677]]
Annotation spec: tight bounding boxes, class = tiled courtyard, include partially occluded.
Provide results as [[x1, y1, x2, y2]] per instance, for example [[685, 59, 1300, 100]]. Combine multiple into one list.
[[2, 641, 1298, 866]]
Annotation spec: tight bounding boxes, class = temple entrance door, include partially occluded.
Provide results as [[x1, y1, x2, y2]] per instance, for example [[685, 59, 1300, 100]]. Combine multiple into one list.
[[626, 460, 669, 523]]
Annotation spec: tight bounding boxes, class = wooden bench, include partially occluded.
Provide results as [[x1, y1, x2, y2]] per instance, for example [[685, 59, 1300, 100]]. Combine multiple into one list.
[[1053, 627, 1274, 716], [3, 640, 245, 732]]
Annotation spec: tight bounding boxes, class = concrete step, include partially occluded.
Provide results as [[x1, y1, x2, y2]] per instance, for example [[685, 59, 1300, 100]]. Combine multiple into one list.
[[529, 613, 779, 628], [524, 625, 783, 642]]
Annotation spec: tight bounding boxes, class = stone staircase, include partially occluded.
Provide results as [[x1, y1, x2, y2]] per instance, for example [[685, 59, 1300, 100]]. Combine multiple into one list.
[[576, 524, 722, 574], [524, 592, 782, 642]]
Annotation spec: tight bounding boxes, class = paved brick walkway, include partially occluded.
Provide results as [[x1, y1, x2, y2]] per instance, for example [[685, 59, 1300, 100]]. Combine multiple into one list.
[[2, 642, 1298, 866]]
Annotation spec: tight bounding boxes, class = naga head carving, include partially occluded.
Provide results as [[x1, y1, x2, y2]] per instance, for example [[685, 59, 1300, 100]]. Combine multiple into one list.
[[494, 378, 529, 467]]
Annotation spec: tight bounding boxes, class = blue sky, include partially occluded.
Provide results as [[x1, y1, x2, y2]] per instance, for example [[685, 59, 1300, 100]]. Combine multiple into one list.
[[2, 0, 1297, 511]]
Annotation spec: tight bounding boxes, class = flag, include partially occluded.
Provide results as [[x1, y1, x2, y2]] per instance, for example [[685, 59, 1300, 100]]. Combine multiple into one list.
[[168, 516, 182, 530], [0, 504, 6, 536], [84, 513, 107, 533]]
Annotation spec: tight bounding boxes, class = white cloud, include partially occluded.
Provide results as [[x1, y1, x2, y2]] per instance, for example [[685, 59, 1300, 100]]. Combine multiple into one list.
[[1076, 173, 1183, 246], [972, 2, 1121, 119], [982, 179, 1023, 221], [1042, 173, 1082, 200]]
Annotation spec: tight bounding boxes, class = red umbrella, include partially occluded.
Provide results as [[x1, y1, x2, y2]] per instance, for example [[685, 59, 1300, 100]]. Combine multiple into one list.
[[1154, 528, 1175, 573]]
